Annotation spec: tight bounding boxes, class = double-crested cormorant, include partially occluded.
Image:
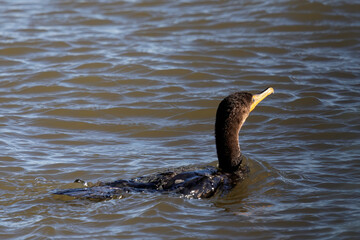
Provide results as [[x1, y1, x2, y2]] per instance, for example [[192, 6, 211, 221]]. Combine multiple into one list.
[[53, 88, 274, 200]]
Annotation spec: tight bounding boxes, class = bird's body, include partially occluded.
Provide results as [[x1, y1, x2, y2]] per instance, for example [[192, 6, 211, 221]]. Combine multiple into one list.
[[53, 88, 274, 200], [54, 164, 250, 200]]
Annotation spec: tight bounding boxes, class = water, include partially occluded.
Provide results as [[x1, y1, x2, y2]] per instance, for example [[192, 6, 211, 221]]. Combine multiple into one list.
[[0, 0, 359, 239]]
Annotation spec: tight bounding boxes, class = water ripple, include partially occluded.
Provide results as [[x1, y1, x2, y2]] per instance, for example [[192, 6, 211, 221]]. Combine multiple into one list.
[[0, 0, 359, 239]]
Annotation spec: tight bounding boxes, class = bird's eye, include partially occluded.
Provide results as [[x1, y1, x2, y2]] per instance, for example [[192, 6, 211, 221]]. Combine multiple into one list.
[[252, 98, 255, 102]]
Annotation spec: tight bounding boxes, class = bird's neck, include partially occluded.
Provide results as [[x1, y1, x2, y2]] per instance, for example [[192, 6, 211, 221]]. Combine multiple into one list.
[[215, 119, 243, 173]]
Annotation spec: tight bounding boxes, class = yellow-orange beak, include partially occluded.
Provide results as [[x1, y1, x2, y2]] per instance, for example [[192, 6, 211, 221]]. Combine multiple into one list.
[[250, 87, 274, 112]]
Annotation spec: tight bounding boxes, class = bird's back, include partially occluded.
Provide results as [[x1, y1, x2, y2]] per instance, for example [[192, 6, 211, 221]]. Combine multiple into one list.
[[53, 165, 247, 200]]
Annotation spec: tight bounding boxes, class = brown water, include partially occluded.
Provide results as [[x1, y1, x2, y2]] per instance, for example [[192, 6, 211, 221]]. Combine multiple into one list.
[[0, 0, 359, 239]]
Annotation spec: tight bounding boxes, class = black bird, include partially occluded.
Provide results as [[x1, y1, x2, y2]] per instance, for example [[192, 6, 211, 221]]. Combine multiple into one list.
[[53, 88, 274, 200]]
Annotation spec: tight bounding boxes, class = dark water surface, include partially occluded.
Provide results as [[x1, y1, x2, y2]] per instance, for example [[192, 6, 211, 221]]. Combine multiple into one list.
[[1, 0, 359, 239]]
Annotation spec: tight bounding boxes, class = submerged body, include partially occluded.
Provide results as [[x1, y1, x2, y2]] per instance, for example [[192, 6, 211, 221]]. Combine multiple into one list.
[[53, 88, 273, 200], [54, 165, 249, 200]]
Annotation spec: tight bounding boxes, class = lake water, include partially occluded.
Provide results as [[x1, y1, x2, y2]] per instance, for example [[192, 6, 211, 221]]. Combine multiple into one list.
[[0, 0, 359, 239]]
